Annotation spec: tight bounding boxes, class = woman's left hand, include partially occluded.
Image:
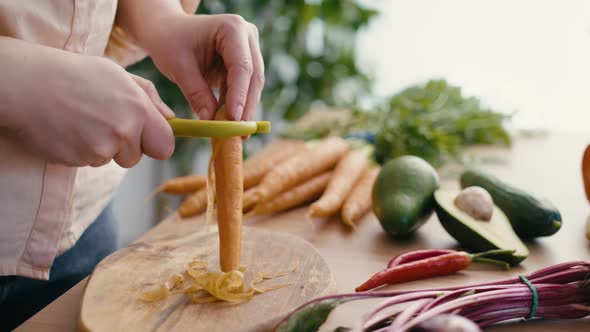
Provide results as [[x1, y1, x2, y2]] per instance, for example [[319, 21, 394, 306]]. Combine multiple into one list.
[[139, 13, 264, 122]]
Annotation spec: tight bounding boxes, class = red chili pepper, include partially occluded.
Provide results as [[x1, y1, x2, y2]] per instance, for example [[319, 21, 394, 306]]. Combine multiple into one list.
[[356, 249, 513, 292], [387, 249, 456, 268], [582, 144, 590, 203]]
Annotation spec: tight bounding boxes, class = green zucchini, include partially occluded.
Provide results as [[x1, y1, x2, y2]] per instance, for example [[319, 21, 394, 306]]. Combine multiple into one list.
[[460, 168, 562, 239]]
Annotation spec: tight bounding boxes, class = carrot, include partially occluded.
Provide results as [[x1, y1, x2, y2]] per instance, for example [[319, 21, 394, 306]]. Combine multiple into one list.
[[243, 140, 306, 189], [178, 188, 208, 218], [242, 187, 259, 212], [252, 171, 333, 216], [158, 175, 207, 195], [341, 166, 381, 227], [253, 137, 349, 202], [308, 147, 370, 218], [212, 109, 243, 272]]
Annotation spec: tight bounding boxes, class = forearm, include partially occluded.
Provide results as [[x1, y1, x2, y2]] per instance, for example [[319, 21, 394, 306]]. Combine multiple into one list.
[[0, 37, 69, 130], [116, 0, 196, 51]]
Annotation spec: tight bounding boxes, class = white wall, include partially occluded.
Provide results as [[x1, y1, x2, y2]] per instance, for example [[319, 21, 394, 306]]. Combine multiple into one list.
[[357, 0, 590, 130]]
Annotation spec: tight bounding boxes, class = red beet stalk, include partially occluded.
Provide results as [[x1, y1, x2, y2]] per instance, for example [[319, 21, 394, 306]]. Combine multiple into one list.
[[273, 261, 590, 332]]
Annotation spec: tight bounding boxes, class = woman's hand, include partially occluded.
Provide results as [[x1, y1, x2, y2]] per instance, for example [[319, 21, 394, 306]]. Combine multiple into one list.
[[116, 2, 264, 122], [147, 14, 264, 122], [0, 37, 175, 168]]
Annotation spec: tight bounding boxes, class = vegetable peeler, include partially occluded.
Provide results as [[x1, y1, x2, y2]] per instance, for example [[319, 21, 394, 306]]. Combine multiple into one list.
[[167, 118, 271, 138]]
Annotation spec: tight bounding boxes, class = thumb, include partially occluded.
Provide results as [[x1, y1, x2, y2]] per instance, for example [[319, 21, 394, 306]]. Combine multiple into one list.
[[129, 74, 175, 119], [175, 60, 218, 120], [141, 105, 176, 161]]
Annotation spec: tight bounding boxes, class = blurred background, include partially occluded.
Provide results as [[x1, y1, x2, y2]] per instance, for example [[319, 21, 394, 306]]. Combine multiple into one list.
[[112, 0, 590, 248]]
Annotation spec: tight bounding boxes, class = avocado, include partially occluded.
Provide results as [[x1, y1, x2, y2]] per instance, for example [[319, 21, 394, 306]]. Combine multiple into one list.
[[372, 155, 439, 237], [434, 189, 529, 265], [460, 168, 562, 239]]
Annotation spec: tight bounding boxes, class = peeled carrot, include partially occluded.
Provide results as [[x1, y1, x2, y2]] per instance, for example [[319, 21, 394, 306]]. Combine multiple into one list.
[[341, 166, 381, 227], [158, 175, 207, 194], [243, 140, 306, 189], [254, 137, 349, 202], [252, 171, 333, 216], [178, 188, 208, 218], [308, 148, 369, 218], [212, 109, 243, 272]]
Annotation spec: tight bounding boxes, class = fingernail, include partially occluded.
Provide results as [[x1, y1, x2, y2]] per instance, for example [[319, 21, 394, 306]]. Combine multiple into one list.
[[233, 105, 244, 121], [160, 102, 175, 119], [197, 108, 208, 120]]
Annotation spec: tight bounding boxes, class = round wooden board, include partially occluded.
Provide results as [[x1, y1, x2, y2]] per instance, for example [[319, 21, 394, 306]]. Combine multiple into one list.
[[79, 226, 334, 332]]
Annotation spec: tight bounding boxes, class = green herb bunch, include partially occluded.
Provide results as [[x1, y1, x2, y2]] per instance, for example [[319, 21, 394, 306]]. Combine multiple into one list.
[[284, 79, 512, 167], [370, 79, 512, 166]]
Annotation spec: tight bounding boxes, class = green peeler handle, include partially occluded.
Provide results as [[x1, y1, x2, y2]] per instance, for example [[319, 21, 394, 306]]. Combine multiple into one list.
[[167, 118, 271, 138]]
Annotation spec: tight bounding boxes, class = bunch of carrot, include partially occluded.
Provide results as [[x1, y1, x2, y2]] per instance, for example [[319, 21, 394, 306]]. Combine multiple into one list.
[[157, 136, 380, 227]]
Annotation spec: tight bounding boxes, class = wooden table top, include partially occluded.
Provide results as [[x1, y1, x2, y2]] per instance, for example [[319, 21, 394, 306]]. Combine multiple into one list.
[[16, 131, 590, 331]]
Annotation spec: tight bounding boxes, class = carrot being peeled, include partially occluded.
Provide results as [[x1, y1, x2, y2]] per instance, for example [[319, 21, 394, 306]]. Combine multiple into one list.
[[341, 165, 381, 227], [308, 147, 370, 218], [252, 171, 333, 216], [212, 108, 243, 272], [254, 137, 349, 202]]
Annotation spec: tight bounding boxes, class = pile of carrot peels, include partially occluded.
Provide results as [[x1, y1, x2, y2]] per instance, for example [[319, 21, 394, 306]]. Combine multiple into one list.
[[158, 136, 379, 228], [273, 261, 590, 331], [140, 260, 293, 304]]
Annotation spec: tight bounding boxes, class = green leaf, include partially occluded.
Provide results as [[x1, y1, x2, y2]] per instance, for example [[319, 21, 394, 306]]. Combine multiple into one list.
[[284, 79, 512, 168], [274, 298, 354, 332]]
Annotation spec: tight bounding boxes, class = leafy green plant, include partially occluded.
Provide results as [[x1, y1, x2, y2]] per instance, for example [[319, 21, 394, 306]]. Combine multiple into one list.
[[371, 79, 511, 166], [284, 79, 512, 168]]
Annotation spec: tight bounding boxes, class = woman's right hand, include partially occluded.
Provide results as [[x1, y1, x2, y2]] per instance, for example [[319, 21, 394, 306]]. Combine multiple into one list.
[[0, 37, 175, 168]]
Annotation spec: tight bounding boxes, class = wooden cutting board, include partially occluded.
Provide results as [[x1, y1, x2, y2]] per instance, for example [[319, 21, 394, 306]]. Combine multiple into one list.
[[78, 223, 334, 332]]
